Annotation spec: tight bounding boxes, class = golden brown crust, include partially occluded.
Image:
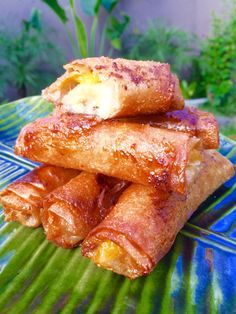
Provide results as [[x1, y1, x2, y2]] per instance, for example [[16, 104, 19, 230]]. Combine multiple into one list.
[[0, 166, 80, 227], [82, 151, 234, 278], [41, 172, 102, 248], [41, 172, 129, 248], [120, 107, 219, 149], [14, 113, 201, 194], [42, 57, 184, 118]]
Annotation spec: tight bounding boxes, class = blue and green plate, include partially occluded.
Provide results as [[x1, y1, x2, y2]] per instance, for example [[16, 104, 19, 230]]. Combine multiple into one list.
[[0, 97, 236, 313]]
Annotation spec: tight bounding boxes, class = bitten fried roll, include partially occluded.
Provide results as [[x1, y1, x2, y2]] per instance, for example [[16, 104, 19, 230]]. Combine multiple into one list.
[[122, 107, 219, 149], [42, 57, 184, 119], [0, 166, 80, 227], [82, 151, 234, 279], [41, 172, 128, 248], [15, 113, 202, 194]]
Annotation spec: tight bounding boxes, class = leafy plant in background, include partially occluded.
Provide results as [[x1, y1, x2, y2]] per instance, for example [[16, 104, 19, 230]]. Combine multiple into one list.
[[180, 80, 197, 99], [200, 3, 236, 115], [0, 8, 62, 102], [41, 0, 130, 58], [123, 21, 198, 94]]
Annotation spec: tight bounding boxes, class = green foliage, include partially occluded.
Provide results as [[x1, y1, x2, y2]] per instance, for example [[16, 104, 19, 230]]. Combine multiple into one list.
[[123, 21, 198, 81], [41, 0, 130, 58], [106, 13, 130, 52], [220, 124, 236, 137], [200, 5, 236, 115], [0, 8, 62, 102], [102, 0, 119, 12], [180, 80, 197, 99], [70, 0, 88, 57], [80, 0, 101, 16], [41, 0, 68, 23]]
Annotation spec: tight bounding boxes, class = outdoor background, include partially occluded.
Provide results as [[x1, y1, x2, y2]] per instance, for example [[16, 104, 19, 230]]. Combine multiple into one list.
[[0, 0, 236, 137]]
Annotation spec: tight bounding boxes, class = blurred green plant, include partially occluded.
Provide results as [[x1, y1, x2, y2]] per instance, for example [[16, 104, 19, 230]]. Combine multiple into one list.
[[180, 80, 197, 99], [0, 8, 62, 101], [200, 3, 236, 115], [220, 123, 236, 137], [123, 21, 198, 84], [41, 0, 130, 57]]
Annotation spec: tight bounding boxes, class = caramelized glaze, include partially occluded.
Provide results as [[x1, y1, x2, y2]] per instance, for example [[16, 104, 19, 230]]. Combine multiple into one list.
[[0, 166, 79, 227], [15, 113, 201, 194]]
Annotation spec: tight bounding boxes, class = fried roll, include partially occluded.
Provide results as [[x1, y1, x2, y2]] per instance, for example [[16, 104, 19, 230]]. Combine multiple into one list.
[[0, 166, 80, 227], [82, 151, 234, 279], [42, 57, 184, 119], [41, 172, 128, 248], [121, 107, 219, 149], [15, 114, 202, 194]]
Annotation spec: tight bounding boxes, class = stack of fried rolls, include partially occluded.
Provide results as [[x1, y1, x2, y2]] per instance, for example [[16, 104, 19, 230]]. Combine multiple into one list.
[[1, 57, 234, 279]]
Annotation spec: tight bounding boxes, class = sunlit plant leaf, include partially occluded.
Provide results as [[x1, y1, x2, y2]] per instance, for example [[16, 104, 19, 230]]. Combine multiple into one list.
[[69, 0, 88, 57], [41, 0, 68, 24], [106, 13, 130, 50], [80, 0, 101, 16]]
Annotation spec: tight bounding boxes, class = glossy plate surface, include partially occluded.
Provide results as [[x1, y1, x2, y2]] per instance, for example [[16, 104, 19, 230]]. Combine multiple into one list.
[[0, 97, 236, 314]]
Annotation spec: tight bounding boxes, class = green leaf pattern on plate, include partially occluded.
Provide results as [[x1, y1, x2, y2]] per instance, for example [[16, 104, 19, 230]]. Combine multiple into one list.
[[0, 97, 235, 313]]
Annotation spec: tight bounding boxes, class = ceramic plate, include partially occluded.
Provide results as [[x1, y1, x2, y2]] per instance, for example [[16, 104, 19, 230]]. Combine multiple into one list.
[[0, 97, 236, 313]]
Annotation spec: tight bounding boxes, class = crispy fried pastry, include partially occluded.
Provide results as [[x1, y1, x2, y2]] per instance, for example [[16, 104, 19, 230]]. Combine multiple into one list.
[[14, 113, 202, 194], [0, 166, 80, 227], [121, 107, 219, 149], [82, 151, 234, 279], [41, 172, 128, 248], [42, 57, 184, 119]]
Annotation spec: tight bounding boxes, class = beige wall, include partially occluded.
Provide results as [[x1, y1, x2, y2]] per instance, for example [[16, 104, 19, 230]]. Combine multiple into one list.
[[0, 0, 232, 60]]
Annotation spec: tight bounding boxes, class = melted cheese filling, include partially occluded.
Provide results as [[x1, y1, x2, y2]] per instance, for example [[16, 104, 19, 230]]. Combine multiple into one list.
[[61, 72, 120, 119]]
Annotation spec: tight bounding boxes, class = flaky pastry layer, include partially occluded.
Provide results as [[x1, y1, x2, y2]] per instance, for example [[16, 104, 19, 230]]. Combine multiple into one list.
[[0, 166, 80, 227], [15, 113, 202, 194], [41, 172, 128, 248], [120, 107, 219, 149], [82, 151, 234, 278], [42, 57, 184, 119]]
